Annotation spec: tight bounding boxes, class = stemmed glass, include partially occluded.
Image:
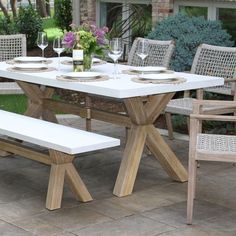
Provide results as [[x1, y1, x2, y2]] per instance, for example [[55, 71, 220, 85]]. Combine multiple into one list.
[[37, 32, 48, 58], [53, 36, 65, 71], [108, 38, 123, 79], [136, 39, 149, 74]]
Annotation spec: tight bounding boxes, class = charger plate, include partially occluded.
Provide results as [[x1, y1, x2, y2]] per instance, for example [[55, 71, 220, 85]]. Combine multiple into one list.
[[132, 77, 186, 84], [56, 74, 109, 82], [7, 67, 55, 73]]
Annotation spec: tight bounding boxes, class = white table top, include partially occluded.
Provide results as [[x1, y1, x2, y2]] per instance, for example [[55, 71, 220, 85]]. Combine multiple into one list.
[[0, 57, 224, 99]]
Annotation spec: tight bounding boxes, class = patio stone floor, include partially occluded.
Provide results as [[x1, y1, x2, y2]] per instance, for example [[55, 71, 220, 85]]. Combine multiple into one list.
[[0, 115, 235, 235]]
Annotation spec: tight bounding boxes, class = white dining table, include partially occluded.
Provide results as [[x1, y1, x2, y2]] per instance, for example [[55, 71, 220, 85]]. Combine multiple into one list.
[[0, 57, 224, 197]]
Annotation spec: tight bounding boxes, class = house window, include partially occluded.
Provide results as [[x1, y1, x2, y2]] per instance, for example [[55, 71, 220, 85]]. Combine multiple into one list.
[[217, 8, 236, 45], [98, 1, 152, 48], [174, 0, 236, 44], [179, 6, 207, 18]]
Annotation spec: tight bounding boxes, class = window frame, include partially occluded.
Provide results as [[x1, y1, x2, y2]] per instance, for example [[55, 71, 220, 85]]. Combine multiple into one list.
[[174, 0, 236, 20]]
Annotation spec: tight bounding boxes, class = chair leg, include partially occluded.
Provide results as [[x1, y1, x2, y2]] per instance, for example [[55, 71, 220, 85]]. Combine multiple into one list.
[[187, 158, 197, 225], [85, 95, 92, 131], [187, 117, 190, 134], [165, 112, 174, 140]]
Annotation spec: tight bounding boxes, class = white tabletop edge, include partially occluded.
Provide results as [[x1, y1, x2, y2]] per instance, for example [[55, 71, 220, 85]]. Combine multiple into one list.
[[0, 59, 224, 99]]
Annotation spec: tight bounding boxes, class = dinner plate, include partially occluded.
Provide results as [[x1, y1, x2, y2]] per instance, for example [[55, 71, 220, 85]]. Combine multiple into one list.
[[13, 63, 48, 70], [61, 58, 105, 66], [93, 58, 102, 63], [139, 73, 177, 80], [63, 72, 101, 79], [14, 56, 46, 63], [131, 66, 167, 73]]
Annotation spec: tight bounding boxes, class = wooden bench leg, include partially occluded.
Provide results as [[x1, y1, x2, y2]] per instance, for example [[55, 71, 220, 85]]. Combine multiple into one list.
[[46, 164, 66, 210], [46, 150, 92, 210], [65, 163, 92, 202]]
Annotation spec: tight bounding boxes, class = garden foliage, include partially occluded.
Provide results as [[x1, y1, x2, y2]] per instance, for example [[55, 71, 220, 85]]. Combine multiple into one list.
[[16, 5, 43, 49], [147, 13, 234, 71], [54, 0, 72, 31], [0, 5, 42, 49], [0, 16, 18, 35]]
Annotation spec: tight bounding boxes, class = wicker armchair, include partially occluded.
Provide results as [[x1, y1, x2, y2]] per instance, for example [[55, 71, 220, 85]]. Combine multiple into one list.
[[165, 43, 236, 139], [0, 34, 26, 94], [187, 99, 236, 224], [85, 37, 175, 130]]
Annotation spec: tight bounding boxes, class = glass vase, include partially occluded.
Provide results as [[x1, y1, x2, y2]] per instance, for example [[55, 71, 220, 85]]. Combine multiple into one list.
[[84, 53, 92, 71]]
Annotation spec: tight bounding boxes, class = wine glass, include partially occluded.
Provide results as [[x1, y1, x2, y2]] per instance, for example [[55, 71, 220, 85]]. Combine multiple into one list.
[[136, 39, 149, 74], [53, 36, 65, 71], [37, 32, 48, 58], [108, 38, 123, 79]]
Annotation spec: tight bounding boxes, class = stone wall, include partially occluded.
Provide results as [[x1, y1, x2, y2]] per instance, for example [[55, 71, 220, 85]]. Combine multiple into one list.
[[79, 0, 96, 24], [152, 0, 174, 26]]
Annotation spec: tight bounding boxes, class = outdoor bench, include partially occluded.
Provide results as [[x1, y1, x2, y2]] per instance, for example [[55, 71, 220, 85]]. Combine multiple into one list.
[[0, 110, 120, 210]]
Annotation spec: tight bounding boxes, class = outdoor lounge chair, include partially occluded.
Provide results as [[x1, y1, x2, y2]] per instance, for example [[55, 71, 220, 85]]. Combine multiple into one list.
[[187, 99, 236, 224], [0, 34, 26, 94], [165, 43, 236, 139]]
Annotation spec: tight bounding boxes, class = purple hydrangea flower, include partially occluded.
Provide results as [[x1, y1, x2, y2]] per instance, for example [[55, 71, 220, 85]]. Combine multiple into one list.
[[63, 32, 76, 48], [92, 26, 109, 45]]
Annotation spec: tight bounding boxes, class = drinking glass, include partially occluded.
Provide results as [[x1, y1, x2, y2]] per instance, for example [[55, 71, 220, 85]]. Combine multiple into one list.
[[108, 38, 123, 79], [136, 39, 149, 73], [37, 32, 48, 58], [53, 36, 65, 71]]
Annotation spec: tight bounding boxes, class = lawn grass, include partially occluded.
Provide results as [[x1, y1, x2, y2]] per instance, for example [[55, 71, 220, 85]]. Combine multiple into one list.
[[0, 94, 62, 115], [42, 17, 63, 42], [0, 94, 27, 114]]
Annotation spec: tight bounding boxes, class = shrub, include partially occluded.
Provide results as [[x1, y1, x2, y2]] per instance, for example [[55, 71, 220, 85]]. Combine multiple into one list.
[[0, 16, 18, 35], [16, 5, 43, 49], [54, 0, 72, 31], [147, 13, 234, 71]]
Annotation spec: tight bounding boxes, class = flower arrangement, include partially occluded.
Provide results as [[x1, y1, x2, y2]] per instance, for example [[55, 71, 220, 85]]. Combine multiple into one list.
[[63, 23, 109, 56]]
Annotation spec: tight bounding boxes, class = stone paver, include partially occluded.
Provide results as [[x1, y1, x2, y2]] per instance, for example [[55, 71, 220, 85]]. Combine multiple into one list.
[[0, 115, 235, 235]]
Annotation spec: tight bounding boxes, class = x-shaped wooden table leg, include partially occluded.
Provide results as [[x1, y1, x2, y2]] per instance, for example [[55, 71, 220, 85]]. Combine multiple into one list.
[[17, 81, 58, 123], [113, 93, 188, 197]]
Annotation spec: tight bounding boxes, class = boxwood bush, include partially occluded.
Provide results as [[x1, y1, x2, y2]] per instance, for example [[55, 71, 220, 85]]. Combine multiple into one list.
[[147, 13, 234, 71], [16, 5, 43, 49], [54, 0, 72, 31]]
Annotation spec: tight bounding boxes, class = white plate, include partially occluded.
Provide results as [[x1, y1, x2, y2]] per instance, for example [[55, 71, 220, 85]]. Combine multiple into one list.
[[13, 63, 48, 70], [93, 58, 101, 63], [139, 73, 177, 80], [63, 72, 101, 79], [14, 56, 46, 63], [131, 66, 167, 72]]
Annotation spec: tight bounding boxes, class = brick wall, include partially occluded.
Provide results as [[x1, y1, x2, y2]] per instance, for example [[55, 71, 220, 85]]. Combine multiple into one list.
[[78, 0, 173, 27], [152, 0, 174, 26], [79, 0, 96, 24]]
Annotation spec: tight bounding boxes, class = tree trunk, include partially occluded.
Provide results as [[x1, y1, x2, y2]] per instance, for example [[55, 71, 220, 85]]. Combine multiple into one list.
[[28, 0, 32, 5], [10, 0, 17, 17], [36, 0, 48, 17], [46, 0, 51, 16], [0, 0, 9, 18]]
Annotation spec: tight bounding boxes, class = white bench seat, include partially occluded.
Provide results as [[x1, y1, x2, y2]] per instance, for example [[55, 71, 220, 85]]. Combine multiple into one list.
[[0, 110, 120, 210], [0, 110, 119, 154]]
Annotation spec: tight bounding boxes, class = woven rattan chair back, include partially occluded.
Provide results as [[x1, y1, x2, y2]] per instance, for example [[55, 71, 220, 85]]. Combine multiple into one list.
[[0, 34, 26, 61], [127, 37, 175, 68], [191, 43, 236, 95], [0, 34, 26, 94]]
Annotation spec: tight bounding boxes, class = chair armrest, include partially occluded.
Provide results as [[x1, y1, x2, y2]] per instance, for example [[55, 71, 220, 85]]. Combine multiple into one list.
[[191, 99, 236, 122], [193, 99, 236, 108], [190, 113, 236, 122], [224, 78, 236, 83]]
